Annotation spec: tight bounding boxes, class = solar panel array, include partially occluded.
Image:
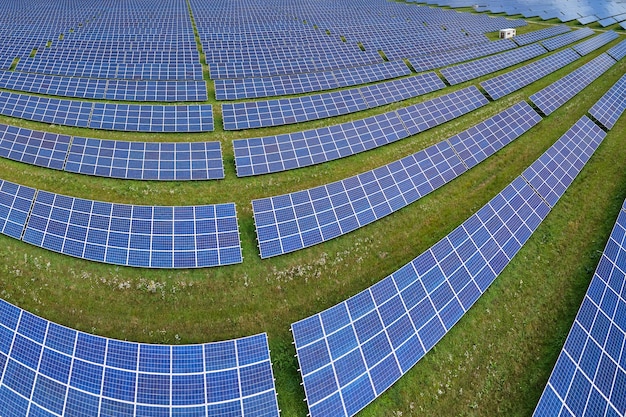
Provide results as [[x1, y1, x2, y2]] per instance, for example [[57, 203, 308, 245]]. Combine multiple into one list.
[[222, 72, 445, 130], [573, 31, 619, 57], [0, 92, 214, 132], [19, 192, 242, 268], [440, 43, 547, 85], [512, 25, 571, 46], [533, 200, 626, 417], [65, 139, 225, 181], [0, 300, 280, 416], [480, 48, 580, 100], [252, 102, 541, 258], [15, 60, 204, 81], [0, 71, 207, 101], [408, 39, 516, 73], [0, 123, 224, 180], [291, 115, 606, 417], [607, 39, 626, 61], [529, 53, 617, 116], [589, 74, 626, 130], [214, 61, 411, 100], [233, 86, 488, 177], [541, 28, 595, 51]]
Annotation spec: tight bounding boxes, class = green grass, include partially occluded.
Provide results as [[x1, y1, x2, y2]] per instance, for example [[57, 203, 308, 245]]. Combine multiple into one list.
[[0, 11, 624, 417]]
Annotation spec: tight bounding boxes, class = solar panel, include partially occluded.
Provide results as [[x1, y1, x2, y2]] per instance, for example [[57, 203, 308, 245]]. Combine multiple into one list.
[[522, 116, 607, 208], [291, 113, 607, 417], [234, 86, 488, 177], [0, 179, 36, 240], [0, 124, 71, 170], [65, 138, 225, 180], [0, 299, 280, 416], [512, 25, 571, 46], [481, 48, 579, 100], [533, 200, 626, 417], [541, 27, 595, 51], [440, 43, 547, 85], [573, 31, 619, 56], [607, 39, 626, 61], [598, 17, 618, 27], [408, 39, 516, 73], [529, 53, 616, 116], [222, 72, 444, 130], [215, 61, 411, 100], [252, 102, 540, 258], [21, 192, 242, 268], [588, 73, 626, 130], [0, 92, 214, 132]]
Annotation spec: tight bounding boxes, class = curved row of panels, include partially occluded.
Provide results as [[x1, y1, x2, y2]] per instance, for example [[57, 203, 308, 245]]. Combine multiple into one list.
[[0, 299, 279, 416], [0, 181, 243, 269]]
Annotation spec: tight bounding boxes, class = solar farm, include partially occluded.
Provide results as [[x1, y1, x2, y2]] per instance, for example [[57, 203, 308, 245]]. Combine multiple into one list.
[[0, 0, 625, 416]]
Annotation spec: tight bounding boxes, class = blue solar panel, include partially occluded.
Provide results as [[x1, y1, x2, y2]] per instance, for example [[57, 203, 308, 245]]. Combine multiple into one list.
[[529, 53, 616, 116], [607, 39, 626, 61], [65, 138, 224, 180], [0, 124, 70, 170], [522, 116, 606, 208], [408, 39, 516, 72], [573, 31, 619, 56], [0, 70, 208, 101], [588, 73, 626, 130], [0, 298, 279, 416], [21, 192, 242, 268], [291, 112, 608, 417], [0, 92, 214, 133], [222, 72, 444, 130], [234, 86, 488, 177], [512, 25, 571, 46], [541, 27, 595, 51], [215, 61, 411, 100], [440, 43, 547, 85], [0, 179, 36, 240], [533, 200, 626, 417], [253, 102, 540, 258], [481, 48, 580, 100]]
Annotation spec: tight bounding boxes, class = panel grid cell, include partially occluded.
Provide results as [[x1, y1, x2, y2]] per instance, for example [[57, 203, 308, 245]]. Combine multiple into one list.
[[588, 73, 626, 130], [440, 43, 547, 85], [529, 53, 616, 116], [253, 102, 541, 258], [234, 86, 488, 177], [0, 298, 279, 416], [292, 113, 608, 417], [21, 192, 243, 268]]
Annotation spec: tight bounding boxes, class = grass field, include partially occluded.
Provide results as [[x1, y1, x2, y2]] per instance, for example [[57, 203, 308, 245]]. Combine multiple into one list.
[[0, 8, 624, 417]]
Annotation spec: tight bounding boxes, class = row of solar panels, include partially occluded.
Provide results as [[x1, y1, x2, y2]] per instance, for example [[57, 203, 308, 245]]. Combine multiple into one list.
[[13, 60, 204, 81], [250, 67, 626, 259], [0, 124, 225, 180], [0, 299, 280, 416], [533, 199, 626, 416], [0, 180, 242, 269], [0, 71, 207, 102], [0, 92, 214, 133], [291, 104, 612, 416]]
